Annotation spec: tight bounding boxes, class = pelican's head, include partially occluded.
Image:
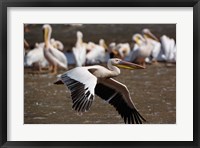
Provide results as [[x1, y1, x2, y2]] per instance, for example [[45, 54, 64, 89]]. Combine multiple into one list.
[[109, 58, 145, 70], [132, 34, 144, 45], [77, 31, 83, 38], [35, 42, 39, 48], [99, 39, 108, 50], [109, 42, 116, 49], [50, 38, 55, 43], [42, 24, 52, 42], [142, 28, 159, 41]]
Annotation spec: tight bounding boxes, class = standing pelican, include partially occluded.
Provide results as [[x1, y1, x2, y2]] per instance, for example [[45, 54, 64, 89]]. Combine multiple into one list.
[[43, 24, 68, 74], [142, 29, 176, 63], [108, 42, 130, 59], [72, 31, 87, 67], [129, 34, 154, 67], [142, 28, 165, 62], [25, 46, 49, 71], [54, 58, 146, 124], [50, 38, 64, 51], [35, 39, 64, 52], [160, 35, 176, 63]]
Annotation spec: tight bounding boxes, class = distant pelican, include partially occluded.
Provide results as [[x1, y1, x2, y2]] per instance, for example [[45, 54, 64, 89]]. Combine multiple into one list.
[[25, 46, 48, 71], [129, 34, 154, 67], [35, 38, 64, 51], [72, 31, 87, 67], [109, 42, 130, 59], [142, 29, 165, 62], [54, 58, 146, 124], [50, 39, 64, 51], [86, 39, 108, 64], [160, 35, 176, 63], [43, 24, 68, 74], [142, 29, 176, 63]]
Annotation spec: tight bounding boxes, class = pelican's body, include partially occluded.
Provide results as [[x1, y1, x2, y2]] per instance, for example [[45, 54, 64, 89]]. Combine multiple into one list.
[[55, 58, 146, 124], [109, 42, 130, 59], [160, 35, 176, 63], [72, 31, 87, 67], [142, 29, 166, 62], [43, 24, 68, 74], [35, 38, 64, 51], [50, 39, 64, 51], [25, 46, 49, 70], [129, 34, 154, 66]]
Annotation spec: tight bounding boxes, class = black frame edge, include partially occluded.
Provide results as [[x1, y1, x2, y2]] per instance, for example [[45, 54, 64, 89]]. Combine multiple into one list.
[[195, 1, 200, 147], [1, 0, 200, 148], [193, 2, 199, 147], [0, 0, 3, 146], [0, 0, 199, 7], [1, 1, 7, 147]]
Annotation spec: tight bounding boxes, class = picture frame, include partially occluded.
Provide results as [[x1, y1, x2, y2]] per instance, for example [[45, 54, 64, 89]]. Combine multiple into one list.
[[0, 0, 199, 147]]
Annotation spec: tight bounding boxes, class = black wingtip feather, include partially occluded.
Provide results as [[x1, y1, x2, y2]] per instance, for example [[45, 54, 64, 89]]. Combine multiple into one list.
[[61, 75, 94, 113], [54, 80, 64, 85], [95, 82, 146, 124]]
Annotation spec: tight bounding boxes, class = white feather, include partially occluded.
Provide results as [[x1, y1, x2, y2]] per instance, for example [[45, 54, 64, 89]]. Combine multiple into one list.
[[65, 67, 97, 96]]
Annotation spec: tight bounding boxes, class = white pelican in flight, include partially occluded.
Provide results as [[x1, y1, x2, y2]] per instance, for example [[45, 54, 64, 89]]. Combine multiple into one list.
[[43, 24, 68, 74], [72, 31, 87, 67], [54, 58, 146, 124]]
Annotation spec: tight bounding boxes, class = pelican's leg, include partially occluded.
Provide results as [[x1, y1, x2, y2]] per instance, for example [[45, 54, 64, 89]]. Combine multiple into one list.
[[142, 61, 146, 68], [152, 58, 159, 65], [39, 65, 43, 72], [50, 65, 57, 75], [48, 65, 53, 72]]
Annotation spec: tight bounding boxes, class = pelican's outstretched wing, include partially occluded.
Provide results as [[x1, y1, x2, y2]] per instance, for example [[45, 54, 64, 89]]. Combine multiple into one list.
[[56, 67, 97, 112], [95, 78, 146, 124]]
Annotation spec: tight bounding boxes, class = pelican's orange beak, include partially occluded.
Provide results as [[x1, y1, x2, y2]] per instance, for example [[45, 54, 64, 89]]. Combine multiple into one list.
[[116, 60, 145, 70]]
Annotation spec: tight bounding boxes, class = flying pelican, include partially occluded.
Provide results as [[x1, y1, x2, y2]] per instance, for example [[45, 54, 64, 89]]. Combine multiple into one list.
[[72, 31, 87, 67], [43, 24, 68, 74], [85, 39, 108, 64], [54, 58, 146, 124]]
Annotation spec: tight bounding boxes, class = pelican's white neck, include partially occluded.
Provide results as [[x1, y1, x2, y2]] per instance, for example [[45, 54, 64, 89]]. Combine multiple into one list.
[[107, 60, 120, 77], [43, 25, 52, 48]]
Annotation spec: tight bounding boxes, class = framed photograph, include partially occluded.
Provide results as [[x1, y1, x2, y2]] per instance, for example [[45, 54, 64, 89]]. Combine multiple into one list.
[[1, 0, 199, 147]]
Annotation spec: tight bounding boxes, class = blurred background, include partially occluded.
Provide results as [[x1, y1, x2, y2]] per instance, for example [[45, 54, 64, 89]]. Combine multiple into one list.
[[24, 24, 176, 124]]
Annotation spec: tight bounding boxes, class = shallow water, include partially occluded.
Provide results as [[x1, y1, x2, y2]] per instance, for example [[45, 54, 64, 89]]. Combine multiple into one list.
[[24, 63, 176, 124]]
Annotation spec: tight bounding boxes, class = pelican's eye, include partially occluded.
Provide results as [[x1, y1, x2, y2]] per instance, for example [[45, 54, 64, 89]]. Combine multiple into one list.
[[115, 59, 120, 63]]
